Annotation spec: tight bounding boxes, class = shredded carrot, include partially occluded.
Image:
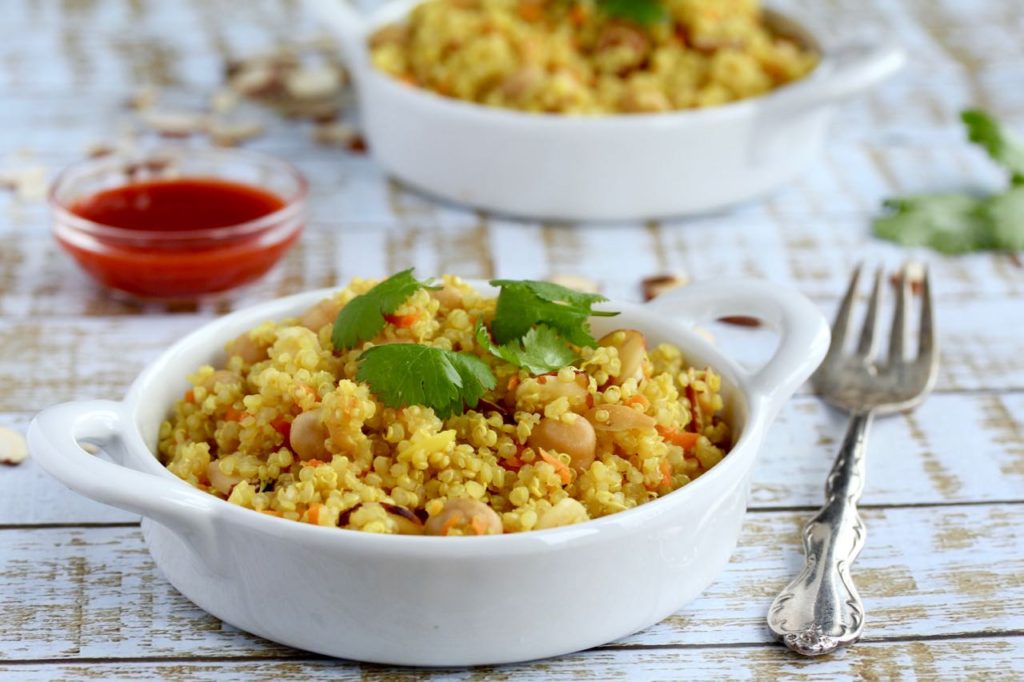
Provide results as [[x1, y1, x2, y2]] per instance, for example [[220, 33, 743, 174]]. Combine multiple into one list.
[[625, 394, 649, 408], [440, 512, 464, 536], [470, 514, 489, 535], [507, 376, 521, 392], [539, 448, 572, 485], [657, 426, 700, 450], [570, 4, 587, 26], [308, 503, 321, 525], [303, 459, 324, 468], [225, 407, 245, 422], [261, 510, 282, 517], [184, 389, 195, 404], [271, 417, 291, 440], [659, 460, 672, 488], [384, 312, 420, 328], [517, 1, 542, 22]]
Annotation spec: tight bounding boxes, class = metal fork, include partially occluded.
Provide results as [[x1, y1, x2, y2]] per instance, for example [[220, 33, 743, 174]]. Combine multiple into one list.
[[766, 264, 939, 656]]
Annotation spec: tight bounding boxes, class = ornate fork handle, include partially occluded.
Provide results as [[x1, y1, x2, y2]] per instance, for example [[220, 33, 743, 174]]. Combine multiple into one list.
[[767, 411, 873, 656]]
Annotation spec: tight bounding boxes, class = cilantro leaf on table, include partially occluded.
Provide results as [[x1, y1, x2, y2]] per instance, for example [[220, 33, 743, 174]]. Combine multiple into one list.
[[984, 186, 1024, 251], [962, 109, 1024, 185], [476, 321, 577, 375], [356, 344, 496, 419], [331, 269, 435, 350], [873, 194, 992, 254], [489, 279, 618, 348], [874, 109, 1024, 254], [598, 0, 666, 26]]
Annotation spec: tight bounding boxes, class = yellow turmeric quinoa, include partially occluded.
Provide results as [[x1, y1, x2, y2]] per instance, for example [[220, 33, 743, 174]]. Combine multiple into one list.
[[369, 0, 818, 114], [159, 276, 732, 535]]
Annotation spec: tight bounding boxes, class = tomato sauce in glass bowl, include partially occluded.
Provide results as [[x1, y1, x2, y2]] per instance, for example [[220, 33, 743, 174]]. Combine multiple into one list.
[[50, 147, 308, 301]]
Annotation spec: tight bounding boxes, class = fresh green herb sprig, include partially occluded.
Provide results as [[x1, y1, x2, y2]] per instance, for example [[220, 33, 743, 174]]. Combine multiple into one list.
[[873, 110, 1024, 254], [597, 0, 666, 26], [335, 272, 618, 417], [489, 279, 618, 348], [356, 344, 496, 419], [476, 321, 578, 375], [331, 269, 436, 350]]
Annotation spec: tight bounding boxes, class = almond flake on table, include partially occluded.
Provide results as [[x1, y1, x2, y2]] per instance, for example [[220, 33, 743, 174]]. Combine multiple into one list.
[[0, 165, 48, 202], [642, 272, 689, 301], [208, 119, 266, 147], [139, 110, 209, 137], [0, 427, 28, 466], [285, 66, 344, 100]]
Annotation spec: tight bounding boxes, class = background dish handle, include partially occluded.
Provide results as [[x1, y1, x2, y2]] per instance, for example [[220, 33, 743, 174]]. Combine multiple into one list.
[[645, 280, 830, 421], [770, 40, 905, 114], [27, 400, 219, 537], [306, 0, 370, 70]]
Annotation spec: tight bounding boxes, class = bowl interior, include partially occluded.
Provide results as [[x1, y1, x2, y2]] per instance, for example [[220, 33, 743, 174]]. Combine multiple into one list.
[[126, 286, 753, 480]]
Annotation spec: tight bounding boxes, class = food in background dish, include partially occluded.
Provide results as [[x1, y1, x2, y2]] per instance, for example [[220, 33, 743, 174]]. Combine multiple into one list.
[[159, 273, 733, 535], [368, 0, 817, 114]]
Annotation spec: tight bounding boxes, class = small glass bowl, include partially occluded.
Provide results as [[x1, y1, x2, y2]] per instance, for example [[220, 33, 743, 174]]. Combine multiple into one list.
[[50, 146, 308, 301]]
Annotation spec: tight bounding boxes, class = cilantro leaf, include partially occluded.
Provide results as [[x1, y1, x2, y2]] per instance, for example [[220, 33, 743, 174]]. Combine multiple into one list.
[[984, 186, 1024, 251], [331, 269, 434, 350], [962, 109, 1024, 185], [476, 321, 578, 375], [873, 194, 992, 254], [598, 0, 666, 26], [489, 279, 618, 347], [356, 344, 496, 419]]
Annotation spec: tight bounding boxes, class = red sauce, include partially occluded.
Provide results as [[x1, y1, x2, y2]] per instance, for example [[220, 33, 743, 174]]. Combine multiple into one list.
[[56, 178, 302, 299]]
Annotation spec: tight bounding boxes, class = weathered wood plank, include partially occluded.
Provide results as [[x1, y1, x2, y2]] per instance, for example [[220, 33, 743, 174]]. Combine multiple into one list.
[[2, 505, 1021, 660], [4, 392, 1021, 524], [2, 638, 1022, 682]]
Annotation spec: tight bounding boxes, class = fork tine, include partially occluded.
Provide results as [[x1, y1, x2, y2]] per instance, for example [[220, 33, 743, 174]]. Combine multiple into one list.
[[888, 264, 910, 363], [918, 265, 935, 360], [855, 267, 884, 357], [825, 264, 862, 361]]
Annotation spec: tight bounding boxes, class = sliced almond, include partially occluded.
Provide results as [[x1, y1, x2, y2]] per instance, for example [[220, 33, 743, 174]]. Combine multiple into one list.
[[642, 272, 689, 301], [208, 119, 266, 147], [285, 67, 343, 100], [0, 427, 28, 466], [584, 404, 656, 432], [140, 110, 208, 137]]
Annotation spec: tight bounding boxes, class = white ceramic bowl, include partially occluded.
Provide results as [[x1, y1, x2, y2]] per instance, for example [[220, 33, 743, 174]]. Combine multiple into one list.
[[28, 280, 828, 666], [308, 0, 904, 221]]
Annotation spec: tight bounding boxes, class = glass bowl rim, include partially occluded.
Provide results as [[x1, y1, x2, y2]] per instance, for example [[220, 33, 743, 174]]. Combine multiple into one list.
[[49, 146, 310, 243]]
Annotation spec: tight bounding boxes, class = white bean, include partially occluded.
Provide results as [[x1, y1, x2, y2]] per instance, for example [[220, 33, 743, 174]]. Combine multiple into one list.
[[527, 415, 597, 471], [289, 409, 328, 461], [424, 499, 502, 536]]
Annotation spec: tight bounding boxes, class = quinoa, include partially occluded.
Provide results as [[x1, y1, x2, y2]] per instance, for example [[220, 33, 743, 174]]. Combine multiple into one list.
[[368, 0, 818, 114], [159, 275, 733, 535]]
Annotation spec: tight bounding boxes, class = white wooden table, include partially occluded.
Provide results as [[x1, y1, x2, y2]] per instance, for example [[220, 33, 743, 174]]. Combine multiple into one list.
[[2, 0, 1022, 679]]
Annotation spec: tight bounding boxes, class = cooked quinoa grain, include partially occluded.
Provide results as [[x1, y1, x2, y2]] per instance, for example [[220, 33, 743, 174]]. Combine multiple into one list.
[[368, 0, 817, 114], [159, 275, 732, 535]]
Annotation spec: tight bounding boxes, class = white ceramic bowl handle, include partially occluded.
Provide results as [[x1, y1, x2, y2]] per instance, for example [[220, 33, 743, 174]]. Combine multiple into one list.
[[815, 40, 906, 102], [27, 400, 219, 531], [306, 0, 369, 69], [645, 280, 830, 420]]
